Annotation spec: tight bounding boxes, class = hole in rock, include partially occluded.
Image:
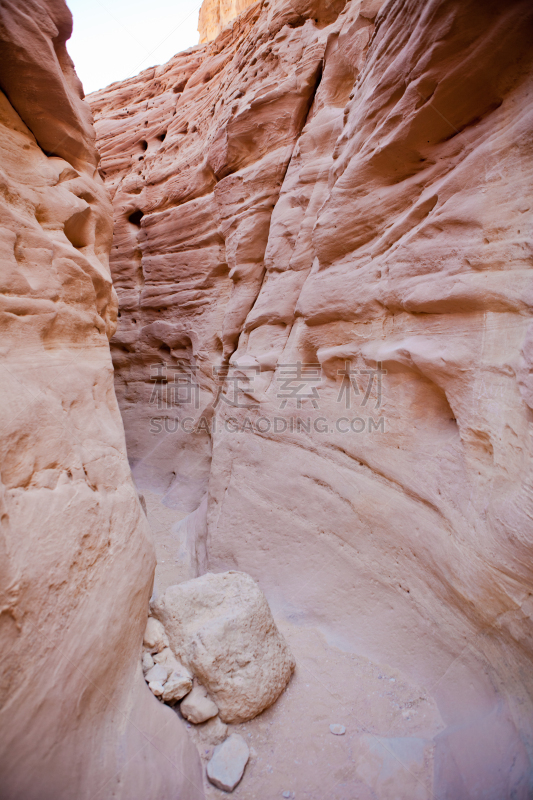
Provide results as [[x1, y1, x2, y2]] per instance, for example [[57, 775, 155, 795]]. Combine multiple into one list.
[[140, 140, 148, 150], [64, 207, 92, 248], [157, 132, 167, 142], [128, 209, 144, 227]]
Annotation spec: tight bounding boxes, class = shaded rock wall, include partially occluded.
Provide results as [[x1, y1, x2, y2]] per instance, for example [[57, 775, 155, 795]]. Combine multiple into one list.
[[91, 0, 533, 795], [198, 0, 259, 43], [0, 2, 202, 798]]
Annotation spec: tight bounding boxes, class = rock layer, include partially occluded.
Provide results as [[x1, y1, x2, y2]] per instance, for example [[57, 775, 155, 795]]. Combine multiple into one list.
[[91, 0, 533, 795], [0, 2, 202, 798]]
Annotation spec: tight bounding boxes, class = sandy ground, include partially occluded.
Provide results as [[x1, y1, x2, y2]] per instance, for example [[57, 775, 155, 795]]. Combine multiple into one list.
[[141, 490, 444, 799]]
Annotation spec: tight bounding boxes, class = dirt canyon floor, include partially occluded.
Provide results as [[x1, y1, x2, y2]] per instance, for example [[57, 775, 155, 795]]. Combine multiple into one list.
[[1, 0, 533, 797]]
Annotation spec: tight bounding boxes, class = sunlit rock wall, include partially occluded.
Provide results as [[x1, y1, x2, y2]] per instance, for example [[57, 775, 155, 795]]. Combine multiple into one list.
[[198, 0, 259, 43], [0, 1, 203, 798], [91, 0, 533, 794]]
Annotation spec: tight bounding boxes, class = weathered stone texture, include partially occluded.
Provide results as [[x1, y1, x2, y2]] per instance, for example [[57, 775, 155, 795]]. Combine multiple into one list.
[[153, 571, 296, 723], [0, 2, 203, 798], [91, 0, 533, 794], [198, 0, 259, 43]]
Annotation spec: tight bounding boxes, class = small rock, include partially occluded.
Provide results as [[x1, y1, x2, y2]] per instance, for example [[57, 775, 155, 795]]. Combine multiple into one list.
[[207, 733, 249, 792], [143, 617, 169, 653], [144, 664, 168, 685], [162, 671, 193, 703], [329, 724, 346, 735], [282, 792, 291, 798], [154, 647, 192, 678], [180, 684, 218, 724], [199, 715, 228, 745], [148, 680, 164, 697], [142, 651, 154, 673]]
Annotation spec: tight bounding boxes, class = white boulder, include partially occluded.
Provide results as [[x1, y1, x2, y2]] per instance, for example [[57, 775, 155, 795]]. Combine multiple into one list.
[[152, 571, 295, 723], [206, 734, 249, 792]]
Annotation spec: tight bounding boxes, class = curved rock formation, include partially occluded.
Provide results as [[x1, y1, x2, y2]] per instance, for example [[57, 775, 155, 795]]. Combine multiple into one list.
[[0, 2, 202, 798], [91, 0, 533, 795]]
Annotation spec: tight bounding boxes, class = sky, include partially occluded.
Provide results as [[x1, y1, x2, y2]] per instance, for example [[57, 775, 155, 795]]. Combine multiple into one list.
[[66, 0, 203, 95]]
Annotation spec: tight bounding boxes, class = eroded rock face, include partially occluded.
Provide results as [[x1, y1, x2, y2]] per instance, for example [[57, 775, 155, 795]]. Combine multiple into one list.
[[0, 2, 202, 798], [153, 571, 296, 723], [91, 0, 533, 794], [198, 0, 259, 43]]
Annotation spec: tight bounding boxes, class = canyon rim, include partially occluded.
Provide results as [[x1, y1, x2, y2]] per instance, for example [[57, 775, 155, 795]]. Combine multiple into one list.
[[1, 0, 533, 798]]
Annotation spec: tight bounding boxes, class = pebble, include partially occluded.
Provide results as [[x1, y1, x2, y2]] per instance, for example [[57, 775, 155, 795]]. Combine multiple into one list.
[[207, 733, 250, 791], [142, 651, 154, 673], [148, 680, 164, 697], [180, 684, 218, 724], [144, 664, 168, 685], [329, 723, 346, 735], [162, 671, 192, 703], [283, 792, 292, 798]]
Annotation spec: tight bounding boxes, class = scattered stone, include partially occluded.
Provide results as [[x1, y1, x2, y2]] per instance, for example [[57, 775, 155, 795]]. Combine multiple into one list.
[[185, 714, 228, 762], [143, 617, 168, 653], [207, 733, 250, 792], [162, 671, 193, 703], [199, 715, 228, 746], [148, 680, 164, 697], [180, 684, 218, 724], [153, 571, 295, 723], [282, 792, 291, 798], [154, 646, 192, 679], [329, 724, 346, 735], [144, 663, 169, 685], [141, 651, 154, 673]]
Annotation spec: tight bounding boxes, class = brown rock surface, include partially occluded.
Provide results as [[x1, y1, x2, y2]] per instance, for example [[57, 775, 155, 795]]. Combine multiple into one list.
[[198, 0, 259, 44], [0, 2, 203, 798], [91, 0, 533, 795]]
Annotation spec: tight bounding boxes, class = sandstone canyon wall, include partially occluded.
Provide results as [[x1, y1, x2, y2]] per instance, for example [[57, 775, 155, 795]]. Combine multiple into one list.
[[198, 0, 259, 44], [0, 2, 202, 798], [91, 0, 533, 795]]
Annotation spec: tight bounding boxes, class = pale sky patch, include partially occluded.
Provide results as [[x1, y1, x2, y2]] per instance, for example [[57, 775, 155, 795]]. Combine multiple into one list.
[[66, 0, 202, 95]]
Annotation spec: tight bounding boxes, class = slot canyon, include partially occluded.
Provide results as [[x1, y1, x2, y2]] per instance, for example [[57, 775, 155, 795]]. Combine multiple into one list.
[[1, 0, 533, 797]]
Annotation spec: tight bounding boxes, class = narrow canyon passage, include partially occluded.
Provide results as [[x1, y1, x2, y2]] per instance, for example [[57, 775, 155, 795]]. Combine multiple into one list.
[[1, 0, 532, 797], [90, 0, 533, 796]]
